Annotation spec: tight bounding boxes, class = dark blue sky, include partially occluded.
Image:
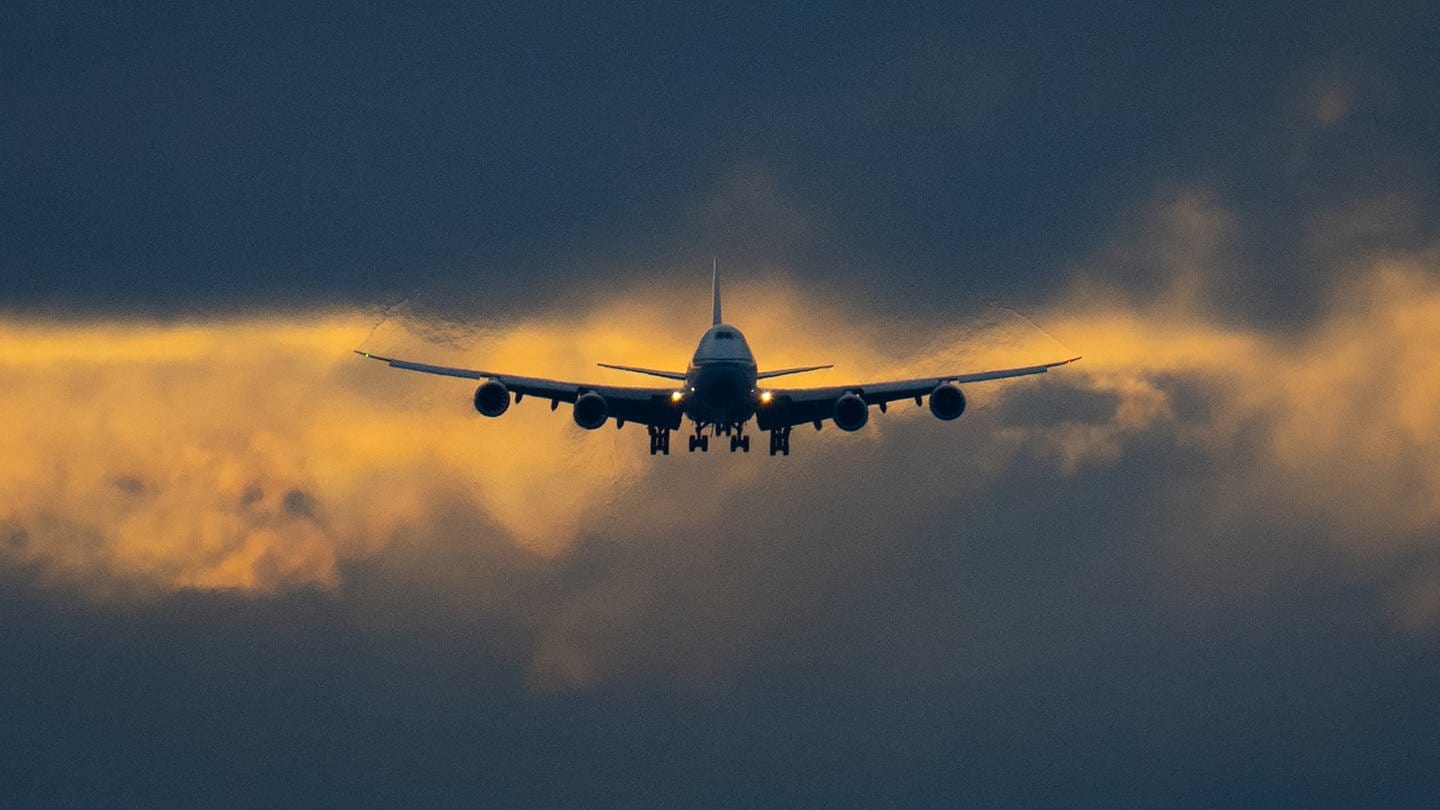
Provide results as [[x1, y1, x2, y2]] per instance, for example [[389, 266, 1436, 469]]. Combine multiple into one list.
[[5, 2, 1440, 807]]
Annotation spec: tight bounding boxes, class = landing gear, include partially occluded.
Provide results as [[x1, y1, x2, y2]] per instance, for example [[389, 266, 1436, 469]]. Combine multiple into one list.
[[768, 427, 791, 456], [682, 422, 754, 454], [688, 427, 709, 453], [648, 426, 671, 455]]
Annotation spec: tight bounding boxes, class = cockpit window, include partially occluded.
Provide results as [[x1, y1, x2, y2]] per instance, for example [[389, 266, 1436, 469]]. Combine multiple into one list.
[[715, 331, 735, 340]]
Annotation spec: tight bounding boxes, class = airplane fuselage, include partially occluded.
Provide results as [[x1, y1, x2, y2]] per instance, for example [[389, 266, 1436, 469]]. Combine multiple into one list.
[[683, 324, 759, 427]]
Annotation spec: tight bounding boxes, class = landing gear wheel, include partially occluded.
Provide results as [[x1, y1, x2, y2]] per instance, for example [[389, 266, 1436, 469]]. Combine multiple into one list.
[[689, 434, 709, 453], [648, 426, 671, 455], [768, 427, 791, 456]]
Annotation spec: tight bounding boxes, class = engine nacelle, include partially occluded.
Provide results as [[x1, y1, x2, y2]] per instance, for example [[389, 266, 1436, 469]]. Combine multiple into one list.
[[573, 391, 608, 430], [473, 380, 511, 417], [929, 383, 966, 421], [833, 392, 869, 432]]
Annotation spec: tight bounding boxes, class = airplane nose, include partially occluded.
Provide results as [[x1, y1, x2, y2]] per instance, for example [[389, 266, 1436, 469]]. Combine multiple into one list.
[[707, 371, 744, 399], [694, 366, 746, 404]]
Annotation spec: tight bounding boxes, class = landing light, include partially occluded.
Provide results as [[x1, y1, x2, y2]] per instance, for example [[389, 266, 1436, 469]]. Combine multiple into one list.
[[671, 391, 684, 402], [760, 391, 774, 404]]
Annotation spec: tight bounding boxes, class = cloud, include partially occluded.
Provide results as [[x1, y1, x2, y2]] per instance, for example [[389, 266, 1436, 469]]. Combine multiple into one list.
[[1050, 220, 1440, 545], [0, 280, 1051, 594], [4, 194, 1440, 689]]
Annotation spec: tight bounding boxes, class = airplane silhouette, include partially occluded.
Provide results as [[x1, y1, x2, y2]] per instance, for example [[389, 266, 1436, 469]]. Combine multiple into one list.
[[357, 263, 1080, 455]]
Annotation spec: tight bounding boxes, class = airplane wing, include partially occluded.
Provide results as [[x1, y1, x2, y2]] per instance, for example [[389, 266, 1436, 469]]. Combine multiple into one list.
[[754, 356, 1081, 431], [355, 351, 685, 429]]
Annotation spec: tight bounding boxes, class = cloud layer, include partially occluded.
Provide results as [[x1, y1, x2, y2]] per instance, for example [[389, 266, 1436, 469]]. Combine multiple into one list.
[[4, 198, 1440, 692]]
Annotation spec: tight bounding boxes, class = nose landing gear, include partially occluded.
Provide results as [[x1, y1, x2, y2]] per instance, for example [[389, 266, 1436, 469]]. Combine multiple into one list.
[[687, 427, 710, 453], [729, 433, 750, 453]]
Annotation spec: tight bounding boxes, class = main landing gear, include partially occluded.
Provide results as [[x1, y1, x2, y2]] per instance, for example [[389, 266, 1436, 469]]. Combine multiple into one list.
[[717, 422, 750, 453], [646, 421, 776, 456], [648, 426, 671, 455], [684, 423, 753, 453], [768, 427, 791, 456]]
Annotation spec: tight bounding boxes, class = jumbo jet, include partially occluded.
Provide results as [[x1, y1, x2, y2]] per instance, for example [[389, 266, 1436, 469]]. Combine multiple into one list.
[[356, 266, 1080, 455]]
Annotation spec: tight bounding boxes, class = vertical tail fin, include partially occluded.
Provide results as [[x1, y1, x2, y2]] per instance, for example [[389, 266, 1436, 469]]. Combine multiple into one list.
[[711, 257, 723, 325]]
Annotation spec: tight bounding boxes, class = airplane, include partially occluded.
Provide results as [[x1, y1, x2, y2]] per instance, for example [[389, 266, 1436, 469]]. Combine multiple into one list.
[[355, 264, 1080, 456]]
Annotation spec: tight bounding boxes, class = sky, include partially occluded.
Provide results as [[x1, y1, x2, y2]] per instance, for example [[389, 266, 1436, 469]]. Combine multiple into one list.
[[3, 1, 1440, 806]]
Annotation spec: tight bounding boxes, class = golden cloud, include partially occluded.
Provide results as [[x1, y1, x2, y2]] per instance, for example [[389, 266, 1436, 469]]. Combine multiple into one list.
[[4, 229, 1440, 683], [0, 277, 1063, 581], [1049, 249, 1440, 537]]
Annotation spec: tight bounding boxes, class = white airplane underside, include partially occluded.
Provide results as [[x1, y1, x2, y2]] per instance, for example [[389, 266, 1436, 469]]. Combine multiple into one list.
[[357, 265, 1080, 455]]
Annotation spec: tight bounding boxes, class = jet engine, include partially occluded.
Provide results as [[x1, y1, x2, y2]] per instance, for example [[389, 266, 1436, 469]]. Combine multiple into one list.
[[833, 393, 869, 431], [573, 391, 609, 430], [473, 380, 511, 417], [929, 383, 966, 421]]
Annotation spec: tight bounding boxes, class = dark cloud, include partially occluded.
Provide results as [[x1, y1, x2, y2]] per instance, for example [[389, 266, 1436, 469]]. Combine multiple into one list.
[[282, 488, 313, 518], [4, 405, 1440, 806], [110, 475, 146, 495], [998, 382, 1120, 427], [5, 2, 1438, 320]]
